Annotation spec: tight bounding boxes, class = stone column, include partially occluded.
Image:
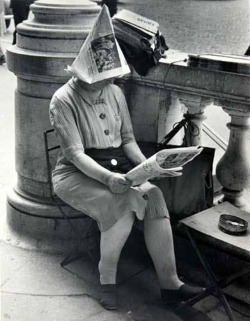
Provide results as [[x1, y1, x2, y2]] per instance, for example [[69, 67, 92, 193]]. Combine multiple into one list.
[[216, 101, 250, 208], [177, 93, 213, 146], [4, 0, 100, 252]]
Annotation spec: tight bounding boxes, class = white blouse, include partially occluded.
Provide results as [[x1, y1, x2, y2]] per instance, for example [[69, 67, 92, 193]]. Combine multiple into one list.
[[50, 78, 136, 167]]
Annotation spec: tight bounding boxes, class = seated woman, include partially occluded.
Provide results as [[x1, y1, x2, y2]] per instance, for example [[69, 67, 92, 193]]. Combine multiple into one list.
[[49, 6, 204, 311]]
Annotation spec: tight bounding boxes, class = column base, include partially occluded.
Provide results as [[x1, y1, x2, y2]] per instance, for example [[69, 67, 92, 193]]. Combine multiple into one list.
[[221, 188, 249, 210], [1, 188, 97, 254]]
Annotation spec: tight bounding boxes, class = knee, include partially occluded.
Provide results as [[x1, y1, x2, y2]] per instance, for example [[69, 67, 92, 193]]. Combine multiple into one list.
[[147, 185, 165, 203], [147, 186, 167, 211], [144, 185, 170, 219]]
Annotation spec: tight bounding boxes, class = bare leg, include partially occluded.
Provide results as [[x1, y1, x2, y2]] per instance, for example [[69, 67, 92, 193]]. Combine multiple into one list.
[[99, 212, 135, 284], [144, 214, 205, 302], [144, 217, 183, 290]]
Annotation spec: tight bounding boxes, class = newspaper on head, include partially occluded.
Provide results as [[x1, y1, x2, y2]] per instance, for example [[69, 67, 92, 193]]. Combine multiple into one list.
[[125, 146, 203, 186], [66, 5, 130, 84]]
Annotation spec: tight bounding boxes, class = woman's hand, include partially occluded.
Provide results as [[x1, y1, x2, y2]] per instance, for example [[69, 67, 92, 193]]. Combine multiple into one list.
[[107, 173, 132, 194]]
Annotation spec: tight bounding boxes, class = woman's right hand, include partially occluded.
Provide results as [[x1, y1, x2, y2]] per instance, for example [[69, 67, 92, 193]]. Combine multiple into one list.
[[107, 173, 132, 194]]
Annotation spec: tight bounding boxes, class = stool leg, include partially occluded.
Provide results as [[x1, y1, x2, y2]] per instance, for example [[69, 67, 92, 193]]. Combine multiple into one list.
[[184, 226, 236, 321]]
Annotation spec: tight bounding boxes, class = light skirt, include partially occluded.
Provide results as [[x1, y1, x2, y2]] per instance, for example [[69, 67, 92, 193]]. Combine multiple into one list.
[[52, 169, 168, 232]]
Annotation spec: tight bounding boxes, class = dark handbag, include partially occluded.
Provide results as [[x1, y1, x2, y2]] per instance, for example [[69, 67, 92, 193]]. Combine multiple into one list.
[[139, 119, 215, 221], [112, 12, 168, 76]]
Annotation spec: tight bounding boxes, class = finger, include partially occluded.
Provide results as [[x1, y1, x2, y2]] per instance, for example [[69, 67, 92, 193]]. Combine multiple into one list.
[[111, 180, 130, 191], [112, 186, 130, 194], [125, 178, 132, 186], [117, 179, 131, 186], [118, 184, 130, 192], [171, 172, 182, 176], [171, 167, 183, 172]]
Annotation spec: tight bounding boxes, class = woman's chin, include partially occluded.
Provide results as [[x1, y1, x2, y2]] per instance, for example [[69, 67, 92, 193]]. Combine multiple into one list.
[[76, 78, 115, 91]]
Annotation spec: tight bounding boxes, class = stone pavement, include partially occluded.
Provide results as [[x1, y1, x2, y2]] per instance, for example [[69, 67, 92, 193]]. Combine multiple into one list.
[[1, 226, 250, 321], [1, 19, 250, 321], [2, 230, 250, 321]]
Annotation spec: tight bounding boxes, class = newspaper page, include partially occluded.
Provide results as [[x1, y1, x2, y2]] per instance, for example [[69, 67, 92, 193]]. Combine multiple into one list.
[[125, 146, 203, 186], [66, 5, 130, 84], [113, 9, 159, 36]]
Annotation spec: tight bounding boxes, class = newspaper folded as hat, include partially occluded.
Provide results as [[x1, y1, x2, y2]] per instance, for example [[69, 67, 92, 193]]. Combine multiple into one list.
[[66, 5, 130, 84]]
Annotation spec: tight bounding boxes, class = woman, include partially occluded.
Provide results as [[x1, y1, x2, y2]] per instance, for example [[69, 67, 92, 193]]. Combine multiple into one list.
[[49, 6, 204, 310], [50, 76, 205, 309]]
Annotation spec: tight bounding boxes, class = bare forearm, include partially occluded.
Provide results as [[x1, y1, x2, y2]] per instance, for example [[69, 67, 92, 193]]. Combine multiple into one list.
[[71, 152, 131, 193], [71, 152, 112, 185], [123, 142, 147, 165]]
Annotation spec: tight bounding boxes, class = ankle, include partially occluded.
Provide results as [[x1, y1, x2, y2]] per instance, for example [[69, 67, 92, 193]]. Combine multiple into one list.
[[98, 261, 117, 285], [159, 277, 183, 290], [100, 275, 116, 285], [160, 283, 183, 291]]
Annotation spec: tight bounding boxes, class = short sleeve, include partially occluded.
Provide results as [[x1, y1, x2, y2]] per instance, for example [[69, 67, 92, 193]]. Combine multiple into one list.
[[116, 88, 136, 145], [49, 95, 84, 161]]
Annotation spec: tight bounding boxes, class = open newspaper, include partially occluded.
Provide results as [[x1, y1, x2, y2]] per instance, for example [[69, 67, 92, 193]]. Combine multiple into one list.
[[125, 146, 203, 186]]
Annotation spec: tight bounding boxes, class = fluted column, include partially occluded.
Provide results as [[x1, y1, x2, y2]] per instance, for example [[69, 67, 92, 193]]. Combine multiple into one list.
[[216, 101, 250, 208], [4, 0, 100, 252], [177, 93, 213, 145]]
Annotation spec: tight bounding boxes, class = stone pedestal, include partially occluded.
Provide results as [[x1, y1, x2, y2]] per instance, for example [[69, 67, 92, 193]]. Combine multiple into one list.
[[4, 0, 100, 253]]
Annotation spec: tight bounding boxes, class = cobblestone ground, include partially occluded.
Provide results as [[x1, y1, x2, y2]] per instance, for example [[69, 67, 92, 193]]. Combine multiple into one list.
[[120, 0, 250, 55]]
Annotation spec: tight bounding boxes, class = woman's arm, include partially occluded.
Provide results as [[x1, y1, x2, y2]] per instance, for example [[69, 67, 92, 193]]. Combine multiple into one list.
[[123, 141, 147, 165], [50, 94, 131, 194], [115, 87, 147, 166], [71, 152, 131, 193], [71, 152, 112, 185]]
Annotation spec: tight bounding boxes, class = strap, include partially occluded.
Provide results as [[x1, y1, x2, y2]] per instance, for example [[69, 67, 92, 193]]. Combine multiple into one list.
[[159, 118, 188, 147], [159, 114, 201, 148]]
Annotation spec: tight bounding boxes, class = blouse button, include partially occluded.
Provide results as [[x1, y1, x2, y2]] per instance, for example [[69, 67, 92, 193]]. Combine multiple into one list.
[[111, 159, 118, 166], [104, 129, 110, 135], [99, 113, 106, 119]]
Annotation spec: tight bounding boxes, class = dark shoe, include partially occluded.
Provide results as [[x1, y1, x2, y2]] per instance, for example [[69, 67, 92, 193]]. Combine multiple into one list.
[[161, 284, 205, 304], [99, 284, 118, 310]]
